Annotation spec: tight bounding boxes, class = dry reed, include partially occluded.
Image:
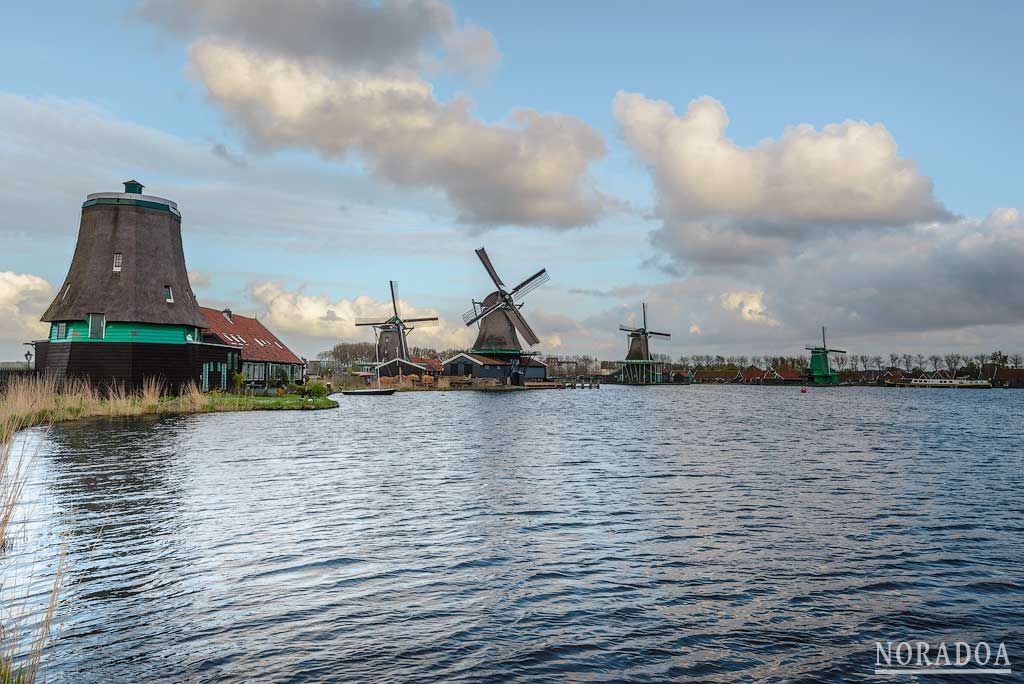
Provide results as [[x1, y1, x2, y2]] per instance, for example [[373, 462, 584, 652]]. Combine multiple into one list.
[[1, 416, 63, 684]]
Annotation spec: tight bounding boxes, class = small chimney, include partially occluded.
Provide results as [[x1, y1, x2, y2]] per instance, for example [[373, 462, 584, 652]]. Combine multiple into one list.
[[222, 308, 233, 323], [123, 179, 144, 194]]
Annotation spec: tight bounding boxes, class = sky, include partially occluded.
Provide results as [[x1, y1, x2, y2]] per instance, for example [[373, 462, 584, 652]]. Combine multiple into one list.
[[2, 0, 1022, 362]]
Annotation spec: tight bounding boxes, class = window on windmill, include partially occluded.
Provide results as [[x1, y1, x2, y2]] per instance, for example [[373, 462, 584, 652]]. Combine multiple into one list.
[[164, 285, 174, 303], [88, 313, 105, 340], [112, 253, 123, 272], [56, 322, 66, 339]]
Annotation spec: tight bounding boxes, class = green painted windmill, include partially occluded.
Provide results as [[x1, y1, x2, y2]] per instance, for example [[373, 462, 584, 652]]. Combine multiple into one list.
[[805, 326, 846, 385]]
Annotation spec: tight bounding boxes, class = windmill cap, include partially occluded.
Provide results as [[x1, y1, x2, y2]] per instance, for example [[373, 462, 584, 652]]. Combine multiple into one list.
[[123, 179, 145, 194]]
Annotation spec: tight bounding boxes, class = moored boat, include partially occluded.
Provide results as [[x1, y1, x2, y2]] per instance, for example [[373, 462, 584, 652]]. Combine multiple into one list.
[[885, 377, 992, 389]]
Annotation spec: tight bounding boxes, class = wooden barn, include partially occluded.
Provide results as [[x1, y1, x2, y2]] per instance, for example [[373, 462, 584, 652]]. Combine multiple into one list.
[[442, 353, 547, 381], [200, 307, 305, 387], [34, 181, 233, 391]]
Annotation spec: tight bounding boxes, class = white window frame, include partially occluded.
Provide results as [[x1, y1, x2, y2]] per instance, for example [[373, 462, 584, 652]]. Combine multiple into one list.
[[164, 285, 174, 303], [56, 322, 67, 339], [112, 252, 123, 272]]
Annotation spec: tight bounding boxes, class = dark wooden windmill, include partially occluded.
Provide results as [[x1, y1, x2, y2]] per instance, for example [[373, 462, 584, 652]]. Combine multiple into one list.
[[356, 280, 438, 376], [618, 302, 671, 384], [458, 247, 549, 384]]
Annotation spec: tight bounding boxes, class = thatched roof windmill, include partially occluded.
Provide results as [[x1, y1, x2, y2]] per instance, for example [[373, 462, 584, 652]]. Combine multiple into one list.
[[618, 303, 671, 383], [620, 303, 671, 360], [462, 247, 549, 353], [356, 280, 438, 364]]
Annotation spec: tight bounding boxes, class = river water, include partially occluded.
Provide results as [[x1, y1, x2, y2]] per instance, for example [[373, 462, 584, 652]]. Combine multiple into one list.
[[6, 385, 1023, 682]]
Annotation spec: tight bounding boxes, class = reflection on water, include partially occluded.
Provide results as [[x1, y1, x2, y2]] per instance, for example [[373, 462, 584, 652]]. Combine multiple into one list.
[[8, 386, 1024, 682]]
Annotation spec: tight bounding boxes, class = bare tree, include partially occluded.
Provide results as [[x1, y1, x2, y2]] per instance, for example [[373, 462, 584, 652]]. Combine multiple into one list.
[[889, 353, 900, 369], [944, 353, 962, 375], [1010, 353, 1023, 369], [928, 355, 942, 373], [915, 354, 926, 370], [871, 355, 883, 370], [901, 353, 914, 372], [832, 354, 848, 371], [858, 354, 870, 371]]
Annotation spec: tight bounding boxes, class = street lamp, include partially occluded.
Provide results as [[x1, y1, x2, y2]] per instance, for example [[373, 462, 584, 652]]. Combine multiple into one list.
[[24, 348, 33, 369]]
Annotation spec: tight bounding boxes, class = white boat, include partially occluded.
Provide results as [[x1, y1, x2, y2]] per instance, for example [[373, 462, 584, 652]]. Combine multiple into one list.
[[886, 377, 992, 389]]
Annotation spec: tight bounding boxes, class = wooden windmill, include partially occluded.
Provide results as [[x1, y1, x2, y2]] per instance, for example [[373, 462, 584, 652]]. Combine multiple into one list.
[[457, 247, 549, 385], [462, 247, 549, 352], [804, 326, 846, 385], [618, 302, 671, 383], [356, 280, 438, 374]]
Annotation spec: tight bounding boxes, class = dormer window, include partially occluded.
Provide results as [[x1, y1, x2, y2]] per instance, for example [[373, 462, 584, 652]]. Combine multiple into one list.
[[113, 253, 123, 272], [164, 285, 174, 303]]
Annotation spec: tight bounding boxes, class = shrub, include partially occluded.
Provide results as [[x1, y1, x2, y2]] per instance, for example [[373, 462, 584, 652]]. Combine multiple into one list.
[[306, 382, 328, 399], [231, 372, 246, 393]]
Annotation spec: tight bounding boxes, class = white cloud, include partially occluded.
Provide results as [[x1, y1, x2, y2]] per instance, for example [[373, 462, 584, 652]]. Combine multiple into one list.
[[719, 289, 779, 326], [0, 272, 52, 352], [249, 280, 474, 350], [189, 42, 607, 228], [137, 0, 500, 79], [615, 92, 948, 226], [614, 92, 951, 266]]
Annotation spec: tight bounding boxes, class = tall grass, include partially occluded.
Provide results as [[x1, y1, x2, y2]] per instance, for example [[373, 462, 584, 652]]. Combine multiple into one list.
[[1, 416, 63, 684], [0, 375, 336, 441]]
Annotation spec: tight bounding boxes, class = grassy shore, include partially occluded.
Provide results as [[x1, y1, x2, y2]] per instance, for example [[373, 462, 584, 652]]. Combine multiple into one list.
[[0, 375, 337, 442]]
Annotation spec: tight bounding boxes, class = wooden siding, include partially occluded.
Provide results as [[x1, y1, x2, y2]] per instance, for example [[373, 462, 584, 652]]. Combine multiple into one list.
[[50, 321, 201, 344], [37, 340, 231, 392]]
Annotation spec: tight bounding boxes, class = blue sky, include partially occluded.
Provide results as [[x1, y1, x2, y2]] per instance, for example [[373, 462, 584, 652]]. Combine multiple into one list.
[[2, 1, 1022, 361]]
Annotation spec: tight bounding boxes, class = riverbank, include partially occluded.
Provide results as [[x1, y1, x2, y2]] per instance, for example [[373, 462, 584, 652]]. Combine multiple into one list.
[[0, 376, 338, 441]]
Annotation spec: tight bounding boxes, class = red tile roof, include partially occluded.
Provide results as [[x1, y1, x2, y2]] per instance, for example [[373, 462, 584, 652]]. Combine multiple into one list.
[[412, 357, 444, 373], [773, 366, 804, 382], [200, 307, 304, 365]]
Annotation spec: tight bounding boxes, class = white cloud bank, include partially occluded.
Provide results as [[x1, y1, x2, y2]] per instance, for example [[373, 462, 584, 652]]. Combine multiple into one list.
[[249, 281, 474, 351], [140, 0, 609, 229], [0, 271, 52, 347], [614, 92, 952, 264]]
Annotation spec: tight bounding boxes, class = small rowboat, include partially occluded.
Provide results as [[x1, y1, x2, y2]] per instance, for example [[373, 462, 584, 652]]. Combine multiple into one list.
[[341, 388, 396, 396]]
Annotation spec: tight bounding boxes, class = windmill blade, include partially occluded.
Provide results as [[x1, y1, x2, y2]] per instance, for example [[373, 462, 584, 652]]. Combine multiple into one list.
[[464, 303, 502, 327], [648, 331, 672, 339], [404, 316, 439, 323], [506, 304, 541, 346], [509, 268, 549, 298], [642, 302, 648, 330], [389, 281, 400, 318], [475, 247, 504, 289], [355, 317, 390, 326], [619, 325, 642, 333], [405, 317, 439, 328]]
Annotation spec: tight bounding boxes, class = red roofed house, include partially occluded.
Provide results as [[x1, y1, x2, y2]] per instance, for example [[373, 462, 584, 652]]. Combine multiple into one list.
[[412, 356, 444, 377], [200, 307, 305, 387], [768, 366, 804, 384], [739, 366, 769, 384]]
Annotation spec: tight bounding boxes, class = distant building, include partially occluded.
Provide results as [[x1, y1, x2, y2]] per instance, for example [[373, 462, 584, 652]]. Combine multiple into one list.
[[992, 368, 1024, 388], [739, 366, 768, 384], [376, 357, 428, 378], [442, 353, 547, 381], [768, 366, 804, 384], [200, 307, 304, 387], [34, 181, 232, 391], [411, 357, 444, 377], [690, 368, 740, 383]]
